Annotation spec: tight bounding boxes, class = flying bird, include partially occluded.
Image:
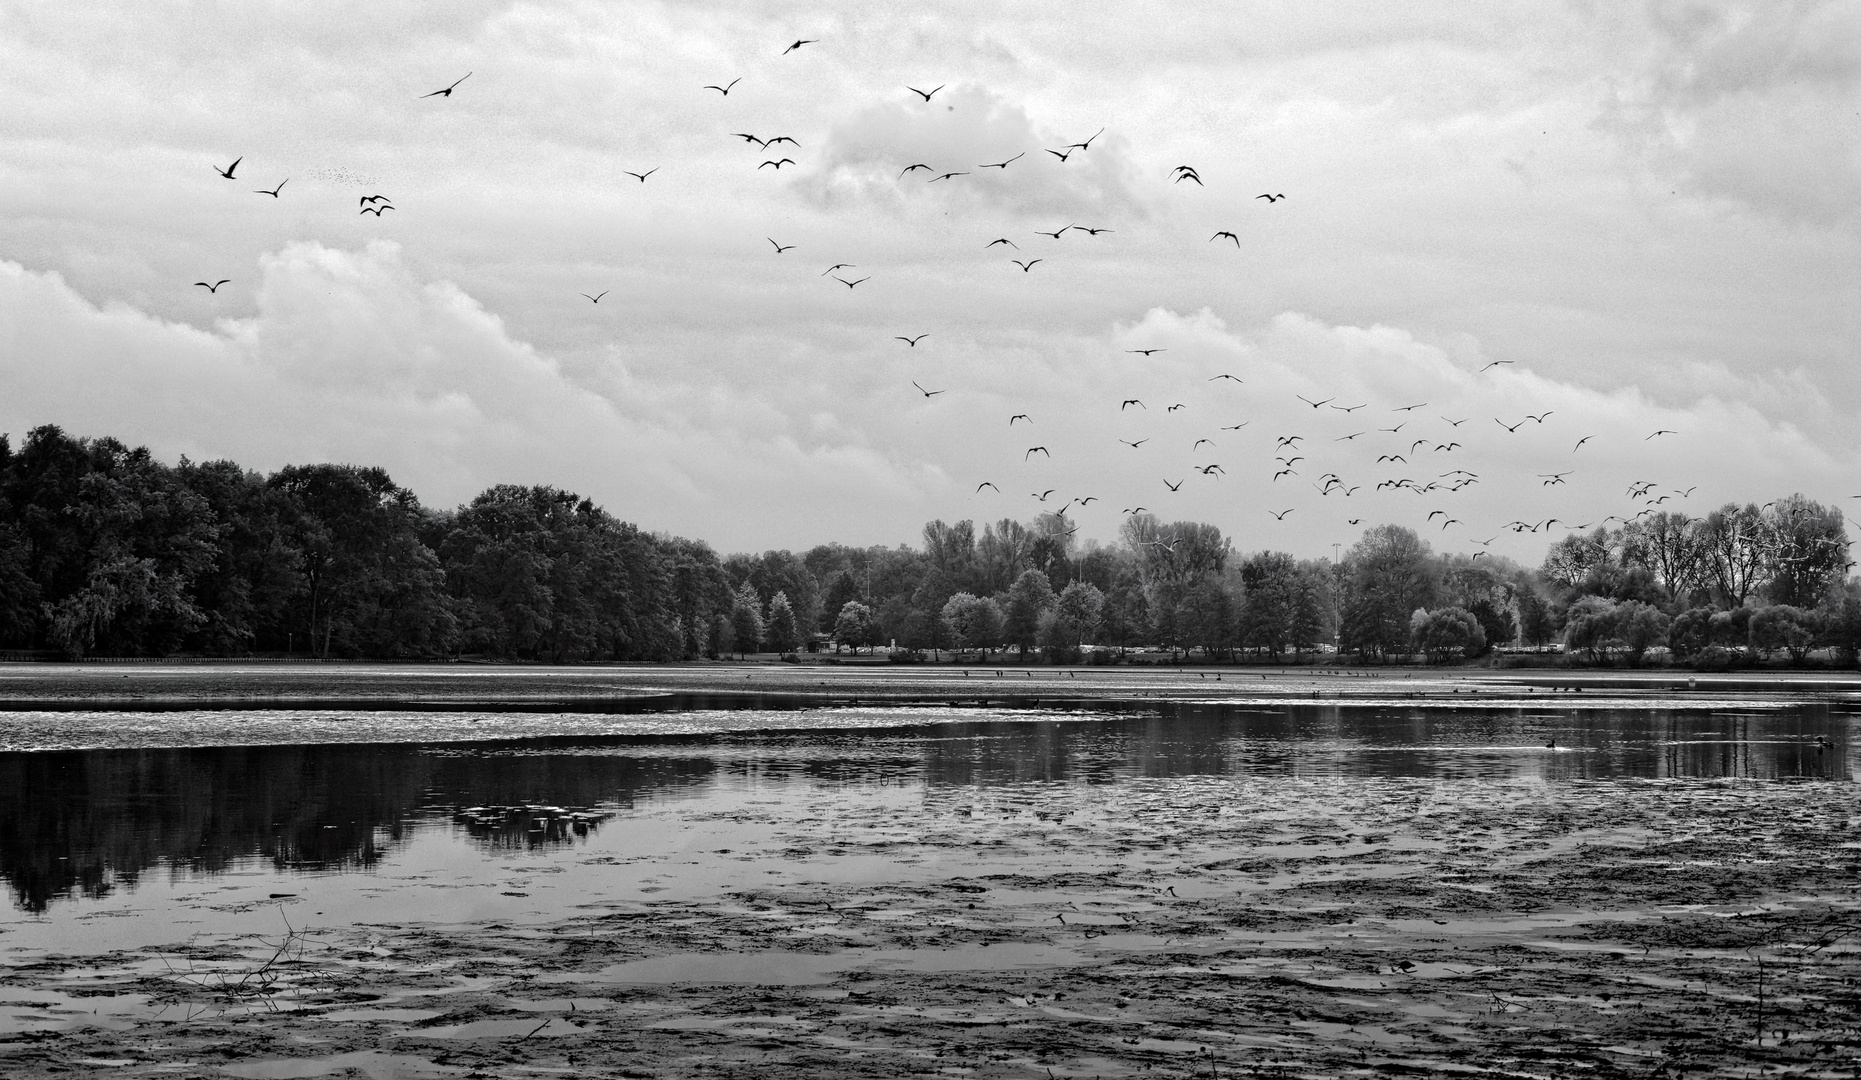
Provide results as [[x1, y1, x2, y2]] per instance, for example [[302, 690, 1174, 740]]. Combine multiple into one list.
[[1036, 225, 1073, 238], [1268, 509, 1294, 520], [821, 263, 854, 275], [1076, 226, 1113, 235], [768, 238, 795, 253], [1120, 438, 1148, 448], [976, 482, 998, 493], [1026, 447, 1050, 460], [253, 179, 287, 197], [1121, 399, 1145, 410], [1193, 439, 1214, 449], [1336, 432, 1364, 441], [929, 171, 968, 182], [782, 39, 818, 54], [421, 73, 472, 98], [1164, 479, 1184, 492], [1496, 418, 1526, 432], [1167, 404, 1186, 412], [624, 167, 660, 182], [1034, 489, 1055, 501], [1395, 403, 1427, 412], [359, 195, 391, 206], [912, 381, 945, 398], [1221, 422, 1250, 430], [1646, 429, 1676, 439], [1442, 416, 1468, 427], [581, 291, 608, 303], [1126, 348, 1164, 355], [703, 77, 742, 95], [1526, 411, 1553, 423], [1066, 128, 1105, 151], [1209, 374, 1243, 383], [194, 279, 230, 293], [896, 334, 928, 346], [1173, 171, 1203, 185], [733, 133, 768, 146], [1295, 395, 1334, 408], [359, 205, 395, 215], [1009, 414, 1030, 425], [1481, 360, 1514, 371], [213, 156, 242, 179], [1573, 436, 1594, 451], [1046, 148, 1075, 162], [1011, 259, 1042, 272], [985, 237, 1018, 248], [1211, 231, 1240, 246], [764, 136, 799, 147], [900, 163, 934, 177], [759, 158, 796, 169], [980, 152, 1024, 169], [833, 276, 870, 289], [907, 84, 944, 101], [1331, 402, 1366, 412], [1255, 193, 1286, 202], [1123, 507, 1148, 515]]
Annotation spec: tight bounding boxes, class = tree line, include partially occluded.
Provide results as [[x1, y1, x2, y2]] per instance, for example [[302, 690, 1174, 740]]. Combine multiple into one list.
[[1, 426, 1855, 666]]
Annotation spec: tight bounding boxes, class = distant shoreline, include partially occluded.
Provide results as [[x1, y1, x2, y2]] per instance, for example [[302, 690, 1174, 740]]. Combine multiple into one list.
[[2, 661, 1858, 712]]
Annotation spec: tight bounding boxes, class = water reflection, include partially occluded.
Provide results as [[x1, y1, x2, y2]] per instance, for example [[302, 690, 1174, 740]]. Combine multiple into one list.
[[0, 703, 1848, 913]]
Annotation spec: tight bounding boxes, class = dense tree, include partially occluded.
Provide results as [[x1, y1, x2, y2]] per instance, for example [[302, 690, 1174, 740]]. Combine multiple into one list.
[[1002, 569, 1057, 659], [1043, 580, 1105, 662], [728, 583, 764, 656], [941, 592, 1004, 658], [1410, 606, 1485, 663], [832, 600, 880, 653], [1613, 601, 1671, 667], [1748, 604, 1814, 663], [1339, 526, 1436, 660], [765, 591, 800, 654]]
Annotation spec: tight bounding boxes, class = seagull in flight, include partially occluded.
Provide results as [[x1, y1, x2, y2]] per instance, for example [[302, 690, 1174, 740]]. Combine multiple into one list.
[[985, 237, 1018, 249], [1066, 128, 1105, 151], [980, 152, 1024, 169], [253, 179, 287, 197], [976, 482, 998, 493], [1046, 147, 1075, 162], [912, 381, 945, 398], [1296, 395, 1333, 408], [581, 290, 608, 303], [1268, 508, 1294, 520], [359, 205, 395, 215], [1496, 418, 1526, 433], [359, 195, 391, 206], [421, 72, 472, 98], [907, 84, 944, 101], [896, 334, 928, 346], [1126, 348, 1164, 355], [1573, 436, 1594, 451], [1025, 447, 1050, 460], [821, 263, 853, 275], [624, 167, 660, 182], [759, 158, 796, 169], [1646, 429, 1676, 439], [900, 163, 934, 177], [213, 156, 242, 179], [768, 238, 795, 253], [929, 171, 968, 182], [703, 77, 741, 95], [833, 276, 870, 289], [1121, 399, 1145, 410], [1209, 374, 1242, 383], [782, 39, 818, 54], [1211, 231, 1240, 246], [1009, 414, 1030, 425], [1011, 259, 1042, 272], [1120, 438, 1148, 448], [1036, 225, 1073, 239], [1220, 422, 1249, 430], [194, 279, 230, 293], [1256, 193, 1286, 202], [1481, 360, 1514, 371], [1164, 479, 1184, 492]]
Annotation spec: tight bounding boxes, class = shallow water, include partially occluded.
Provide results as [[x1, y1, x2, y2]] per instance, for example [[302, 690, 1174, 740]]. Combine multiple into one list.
[[0, 702, 1850, 958]]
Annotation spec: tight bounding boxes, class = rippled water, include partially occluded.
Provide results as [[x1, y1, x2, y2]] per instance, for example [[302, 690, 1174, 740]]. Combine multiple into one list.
[[0, 701, 1850, 955]]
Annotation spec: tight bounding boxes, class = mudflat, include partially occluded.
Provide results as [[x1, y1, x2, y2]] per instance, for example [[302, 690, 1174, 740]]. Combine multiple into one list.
[[0, 663, 1855, 1078]]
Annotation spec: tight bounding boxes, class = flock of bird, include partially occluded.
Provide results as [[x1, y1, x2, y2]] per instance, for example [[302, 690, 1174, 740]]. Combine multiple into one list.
[[176, 36, 1802, 558]]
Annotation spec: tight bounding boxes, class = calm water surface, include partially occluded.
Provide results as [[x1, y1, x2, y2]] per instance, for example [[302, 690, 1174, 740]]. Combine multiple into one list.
[[0, 702, 1850, 954]]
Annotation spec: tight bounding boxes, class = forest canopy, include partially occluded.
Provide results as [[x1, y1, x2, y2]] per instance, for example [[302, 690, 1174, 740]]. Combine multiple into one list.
[[1, 426, 1855, 666]]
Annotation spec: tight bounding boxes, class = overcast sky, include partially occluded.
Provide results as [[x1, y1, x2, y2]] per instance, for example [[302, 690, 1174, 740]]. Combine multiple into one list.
[[2, 1, 1857, 561]]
